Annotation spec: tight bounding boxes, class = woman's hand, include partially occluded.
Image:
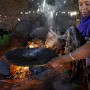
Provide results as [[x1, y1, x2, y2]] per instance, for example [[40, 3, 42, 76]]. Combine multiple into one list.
[[45, 56, 71, 73], [46, 57, 65, 72]]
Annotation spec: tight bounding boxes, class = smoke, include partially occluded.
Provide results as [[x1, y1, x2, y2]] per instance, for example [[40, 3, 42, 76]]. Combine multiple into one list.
[[29, 0, 75, 33], [37, 0, 55, 28], [36, 0, 66, 29]]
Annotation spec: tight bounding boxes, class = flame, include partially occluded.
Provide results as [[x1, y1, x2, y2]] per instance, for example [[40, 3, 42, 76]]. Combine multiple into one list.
[[45, 44, 52, 48], [9, 39, 65, 80], [28, 39, 52, 49], [9, 39, 48, 79], [10, 64, 30, 79], [28, 42, 38, 48], [28, 39, 45, 48], [28, 39, 64, 54]]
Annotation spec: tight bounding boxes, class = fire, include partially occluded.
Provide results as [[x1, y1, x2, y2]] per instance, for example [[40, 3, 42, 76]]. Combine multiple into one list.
[[45, 44, 52, 48], [28, 42, 38, 48], [28, 39, 52, 49], [9, 39, 64, 80], [10, 64, 30, 79], [9, 39, 46, 80], [28, 39, 45, 48]]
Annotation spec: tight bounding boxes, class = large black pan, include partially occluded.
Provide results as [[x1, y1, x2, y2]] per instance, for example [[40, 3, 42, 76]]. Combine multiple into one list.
[[4, 48, 58, 66]]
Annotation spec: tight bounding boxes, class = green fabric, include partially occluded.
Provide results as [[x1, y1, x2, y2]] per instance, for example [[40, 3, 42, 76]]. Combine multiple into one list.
[[0, 34, 10, 45]]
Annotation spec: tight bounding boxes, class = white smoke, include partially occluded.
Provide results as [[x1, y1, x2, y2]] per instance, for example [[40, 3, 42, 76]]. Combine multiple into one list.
[[37, 0, 56, 28], [36, 0, 66, 29]]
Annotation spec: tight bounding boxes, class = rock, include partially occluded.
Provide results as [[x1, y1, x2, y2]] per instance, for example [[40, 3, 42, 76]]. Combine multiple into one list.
[[15, 20, 34, 39], [29, 27, 49, 40]]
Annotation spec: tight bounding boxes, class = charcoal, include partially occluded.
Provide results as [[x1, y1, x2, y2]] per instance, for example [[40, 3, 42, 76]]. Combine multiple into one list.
[[31, 67, 49, 80], [30, 66, 60, 81], [5, 48, 58, 66], [30, 66, 47, 75]]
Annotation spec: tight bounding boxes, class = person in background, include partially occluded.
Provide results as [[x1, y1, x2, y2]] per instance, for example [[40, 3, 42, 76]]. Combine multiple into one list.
[[46, 0, 90, 90]]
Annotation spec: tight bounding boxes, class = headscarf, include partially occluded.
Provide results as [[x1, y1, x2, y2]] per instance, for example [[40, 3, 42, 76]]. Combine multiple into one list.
[[76, 15, 90, 37]]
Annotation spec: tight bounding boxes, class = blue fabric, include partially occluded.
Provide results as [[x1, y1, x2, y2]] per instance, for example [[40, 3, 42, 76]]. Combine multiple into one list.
[[76, 16, 90, 37], [0, 61, 10, 75]]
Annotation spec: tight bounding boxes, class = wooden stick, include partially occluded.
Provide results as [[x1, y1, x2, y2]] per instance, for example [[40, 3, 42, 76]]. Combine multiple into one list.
[[33, 64, 47, 67]]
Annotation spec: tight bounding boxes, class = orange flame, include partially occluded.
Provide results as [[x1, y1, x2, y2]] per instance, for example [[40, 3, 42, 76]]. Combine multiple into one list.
[[10, 64, 30, 79], [28, 39, 45, 48]]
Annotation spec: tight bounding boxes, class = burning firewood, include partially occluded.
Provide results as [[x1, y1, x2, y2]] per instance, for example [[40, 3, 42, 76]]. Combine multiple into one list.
[[10, 64, 30, 79], [28, 39, 45, 48]]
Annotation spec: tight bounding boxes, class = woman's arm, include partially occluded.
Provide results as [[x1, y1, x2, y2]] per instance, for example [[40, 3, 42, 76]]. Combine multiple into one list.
[[69, 42, 90, 60], [46, 42, 90, 71]]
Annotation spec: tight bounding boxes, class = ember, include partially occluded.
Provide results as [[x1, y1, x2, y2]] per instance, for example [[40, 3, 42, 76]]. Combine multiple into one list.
[[28, 39, 45, 48], [10, 64, 30, 79]]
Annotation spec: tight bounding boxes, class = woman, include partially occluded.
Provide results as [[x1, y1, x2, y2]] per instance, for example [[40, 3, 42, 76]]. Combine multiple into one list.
[[46, 0, 90, 90], [77, 0, 90, 38]]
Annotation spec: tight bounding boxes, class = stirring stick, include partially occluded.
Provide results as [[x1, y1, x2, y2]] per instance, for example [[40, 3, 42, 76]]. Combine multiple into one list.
[[33, 64, 47, 67]]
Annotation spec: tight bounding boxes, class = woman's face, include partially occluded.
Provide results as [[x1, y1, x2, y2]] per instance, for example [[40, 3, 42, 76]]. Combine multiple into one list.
[[78, 0, 90, 17]]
